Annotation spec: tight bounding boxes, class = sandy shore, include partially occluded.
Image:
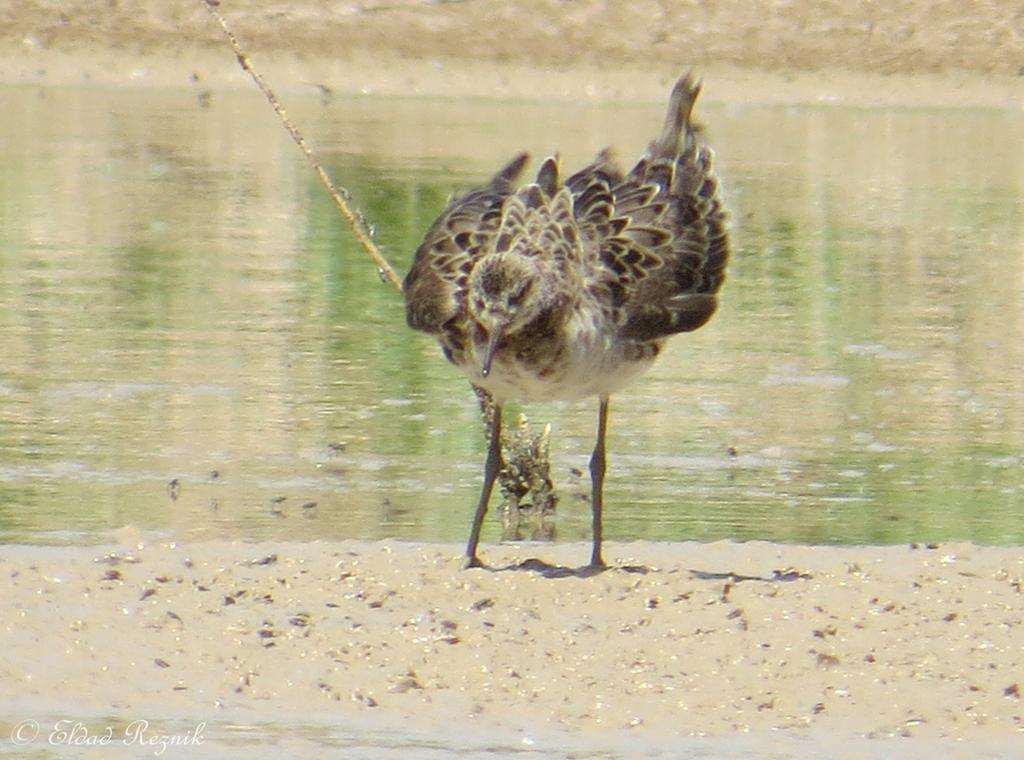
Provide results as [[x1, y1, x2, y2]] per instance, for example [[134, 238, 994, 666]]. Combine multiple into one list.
[[2, 538, 1022, 755]]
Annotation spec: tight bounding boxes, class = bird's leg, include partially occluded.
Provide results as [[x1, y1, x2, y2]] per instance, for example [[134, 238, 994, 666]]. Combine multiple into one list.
[[466, 400, 504, 568], [588, 396, 610, 569]]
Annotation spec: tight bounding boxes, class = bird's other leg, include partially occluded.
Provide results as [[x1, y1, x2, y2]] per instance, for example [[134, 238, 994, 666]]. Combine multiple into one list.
[[588, 396, 610, 569], [466, 399, 504, 568]]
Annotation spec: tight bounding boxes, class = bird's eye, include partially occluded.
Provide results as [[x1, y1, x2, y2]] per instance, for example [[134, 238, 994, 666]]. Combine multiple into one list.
[[507, 285, 530, 308]]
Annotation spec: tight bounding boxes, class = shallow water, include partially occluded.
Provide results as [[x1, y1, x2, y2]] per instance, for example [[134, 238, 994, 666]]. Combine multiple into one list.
[[1, 82, 1021, 547], [2, 710, 1015, 760]]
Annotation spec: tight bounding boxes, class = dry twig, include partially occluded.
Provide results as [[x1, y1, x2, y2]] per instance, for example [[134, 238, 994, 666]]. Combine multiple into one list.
[[202, 0, 403, 292]]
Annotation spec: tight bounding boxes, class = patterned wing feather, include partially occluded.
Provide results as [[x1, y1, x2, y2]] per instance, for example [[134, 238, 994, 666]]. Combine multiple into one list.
[[495, 158, 581, 269], [404, 153, 528, 333], [575, 74, 730, 342]]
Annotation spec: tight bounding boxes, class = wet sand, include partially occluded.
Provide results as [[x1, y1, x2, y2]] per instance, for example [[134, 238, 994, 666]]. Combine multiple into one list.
[[2, 538, 1022, 754]]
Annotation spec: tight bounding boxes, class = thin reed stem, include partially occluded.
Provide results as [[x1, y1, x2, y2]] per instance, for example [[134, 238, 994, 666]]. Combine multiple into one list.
[[201, 0, 404, 293]]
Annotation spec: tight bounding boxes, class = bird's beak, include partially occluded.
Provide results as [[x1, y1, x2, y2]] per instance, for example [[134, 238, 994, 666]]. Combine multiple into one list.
[[481, 323, 506, 378]]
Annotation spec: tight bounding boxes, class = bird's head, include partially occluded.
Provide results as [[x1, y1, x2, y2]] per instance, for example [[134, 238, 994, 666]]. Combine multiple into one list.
[[466, 253, 544, 376]]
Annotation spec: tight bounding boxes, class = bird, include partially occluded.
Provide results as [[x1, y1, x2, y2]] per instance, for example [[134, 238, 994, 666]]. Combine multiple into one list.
[[403, 72, 729, 569]]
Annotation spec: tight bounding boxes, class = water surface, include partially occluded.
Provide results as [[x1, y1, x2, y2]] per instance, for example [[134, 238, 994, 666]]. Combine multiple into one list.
[[1, 83, 1021, 546]]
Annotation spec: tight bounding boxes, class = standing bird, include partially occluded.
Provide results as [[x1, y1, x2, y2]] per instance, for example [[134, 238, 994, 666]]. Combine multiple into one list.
[[404, 73, 729, 569]]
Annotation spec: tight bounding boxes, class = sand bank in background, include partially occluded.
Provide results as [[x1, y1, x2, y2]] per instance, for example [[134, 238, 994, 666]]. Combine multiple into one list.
[[5, 0, 1023, 77], [2, 1, 1023, 109]]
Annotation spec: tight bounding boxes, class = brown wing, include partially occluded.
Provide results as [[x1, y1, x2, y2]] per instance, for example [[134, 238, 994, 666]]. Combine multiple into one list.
[[570, 74, 729, 342], [404, 153, 528, 334]]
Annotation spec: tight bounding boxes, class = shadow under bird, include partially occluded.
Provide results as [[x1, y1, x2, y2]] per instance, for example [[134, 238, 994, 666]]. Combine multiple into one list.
[[404, 72, 730, 569]]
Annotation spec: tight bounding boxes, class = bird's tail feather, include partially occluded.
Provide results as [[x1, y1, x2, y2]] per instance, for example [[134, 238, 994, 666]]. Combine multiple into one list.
[[648, 73, 702, 158]]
